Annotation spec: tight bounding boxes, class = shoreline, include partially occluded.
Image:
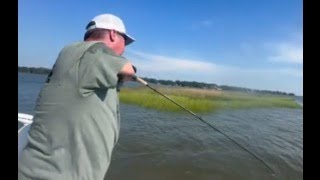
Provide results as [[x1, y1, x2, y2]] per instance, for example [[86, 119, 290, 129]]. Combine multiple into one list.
[[119, 86, 302, 113]]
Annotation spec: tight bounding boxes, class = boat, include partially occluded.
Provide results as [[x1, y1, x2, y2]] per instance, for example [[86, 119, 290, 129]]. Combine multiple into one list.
[[18, 113, 33, 160]]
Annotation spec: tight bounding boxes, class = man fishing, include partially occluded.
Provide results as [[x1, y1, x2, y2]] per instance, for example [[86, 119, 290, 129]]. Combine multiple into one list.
[[18, 13, 136, 179]]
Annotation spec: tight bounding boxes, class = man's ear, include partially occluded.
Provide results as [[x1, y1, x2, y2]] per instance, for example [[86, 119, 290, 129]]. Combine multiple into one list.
[[108, 30, 116, 42]]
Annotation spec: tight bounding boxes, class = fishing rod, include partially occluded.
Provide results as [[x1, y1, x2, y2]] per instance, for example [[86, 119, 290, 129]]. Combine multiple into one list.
[[132, 75, 276, 175]]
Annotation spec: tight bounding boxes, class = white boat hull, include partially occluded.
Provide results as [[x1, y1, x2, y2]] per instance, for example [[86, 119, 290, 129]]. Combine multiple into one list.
[[18, 113, 33, 160]]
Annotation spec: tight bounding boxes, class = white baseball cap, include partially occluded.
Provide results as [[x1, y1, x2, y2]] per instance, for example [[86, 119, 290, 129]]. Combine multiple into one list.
[[86, 14, 135, 46]]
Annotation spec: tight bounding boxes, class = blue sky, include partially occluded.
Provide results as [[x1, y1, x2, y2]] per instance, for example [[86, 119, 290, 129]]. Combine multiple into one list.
[[18, 0, 303, 95]]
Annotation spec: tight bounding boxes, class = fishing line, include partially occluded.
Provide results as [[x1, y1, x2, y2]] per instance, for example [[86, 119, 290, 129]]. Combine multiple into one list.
[[132, 75, 275, 175]]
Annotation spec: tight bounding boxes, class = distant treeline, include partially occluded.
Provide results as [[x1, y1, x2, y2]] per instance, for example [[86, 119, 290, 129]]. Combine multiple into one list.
[[18, 66, 295, 96], [18, 66, 51, 75], [141, 77, 295, 96]]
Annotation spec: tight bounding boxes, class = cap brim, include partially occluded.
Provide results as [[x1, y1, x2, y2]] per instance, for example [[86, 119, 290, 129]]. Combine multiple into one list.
[[123, 34, 135, 46]]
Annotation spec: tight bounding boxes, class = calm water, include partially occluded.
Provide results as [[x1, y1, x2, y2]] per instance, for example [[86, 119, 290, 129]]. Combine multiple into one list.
[[18, 73, 303, 180]]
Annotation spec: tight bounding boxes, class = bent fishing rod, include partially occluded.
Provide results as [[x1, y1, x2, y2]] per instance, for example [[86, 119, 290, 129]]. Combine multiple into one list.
[[131, 75, 275, 175]]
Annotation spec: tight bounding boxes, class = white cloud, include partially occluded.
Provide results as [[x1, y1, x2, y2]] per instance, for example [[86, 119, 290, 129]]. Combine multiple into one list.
[[200, 20, 213, 27], [191, 18, 215, 30], [128, 51, 217, 72], [266, 42, 303, 64], [277, 68, 303, 77], [126, 50, 303, 95]]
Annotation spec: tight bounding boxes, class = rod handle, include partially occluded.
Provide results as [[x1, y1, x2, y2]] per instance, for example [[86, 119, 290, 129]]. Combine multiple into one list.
[[132, 75, 148, 86]]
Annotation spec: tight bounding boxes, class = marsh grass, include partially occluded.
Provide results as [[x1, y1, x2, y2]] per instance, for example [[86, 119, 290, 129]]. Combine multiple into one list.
[[119, 86, 301, 113]]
